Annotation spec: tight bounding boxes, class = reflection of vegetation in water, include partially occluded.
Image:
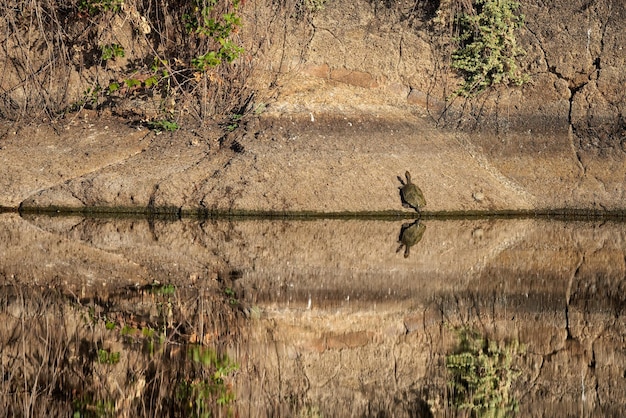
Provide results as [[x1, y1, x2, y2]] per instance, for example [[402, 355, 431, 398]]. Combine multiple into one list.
[[72, 395, 115, 418], [177, 346, 239, 417], [148, 281, 177, 295], [97, 348, 121, 365], [298, 405, 324, 417], [1, 279, 243, 417], [446, 327, 522, 417]]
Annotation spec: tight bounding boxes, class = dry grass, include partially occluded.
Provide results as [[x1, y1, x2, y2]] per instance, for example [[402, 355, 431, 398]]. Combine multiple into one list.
[[0, 0, 476, 124], [0, 0, 256, 124]]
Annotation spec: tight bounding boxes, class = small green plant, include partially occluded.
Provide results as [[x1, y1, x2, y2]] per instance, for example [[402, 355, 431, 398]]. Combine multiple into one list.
[[124, 78, 142, 89], [450, 0, 528, 97], [191, 41, 243, 71], [192, 52, 219, 71], [102, 57, 171, 101], [87, 306, 98, 324], [78, 0, 123, 15], [224, 287, 238, 305], [304, 0, 328, 13], [140, 57, 172, 96], [121, 324, 135, 336], [147, 120, 179, 132], [97, 349, 121, 365], [446, 327, 522, 416], [139, 326, 166, 356], [119, 322, 165, 355], [107, 82, 120, 94], [101, 43, 125, 61], [146, 57, 171, 88], [85, 86, 101, 106], [226, 113, 242, 131], [184, 0, 244, 71]]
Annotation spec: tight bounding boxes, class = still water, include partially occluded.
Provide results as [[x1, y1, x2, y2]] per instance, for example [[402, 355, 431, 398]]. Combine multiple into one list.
[[1, 212, 625, 416]]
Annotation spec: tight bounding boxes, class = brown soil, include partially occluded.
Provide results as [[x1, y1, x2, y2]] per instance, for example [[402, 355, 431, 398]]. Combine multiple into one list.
[[1, 107, 623, 213]]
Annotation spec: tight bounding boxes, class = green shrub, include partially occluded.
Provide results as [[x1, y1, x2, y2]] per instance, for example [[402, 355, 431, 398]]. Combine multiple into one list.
[[303, 0, 328, 13], [97, 348, 120, 365], [185, 0, 244, 70], [147, 120, 179, 132], [450, 0, 529, 97], [100, 43, 125, 61]]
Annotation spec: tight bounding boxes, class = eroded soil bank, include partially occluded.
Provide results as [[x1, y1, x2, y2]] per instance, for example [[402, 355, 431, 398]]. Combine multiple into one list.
[[2, 110, 625, 214]]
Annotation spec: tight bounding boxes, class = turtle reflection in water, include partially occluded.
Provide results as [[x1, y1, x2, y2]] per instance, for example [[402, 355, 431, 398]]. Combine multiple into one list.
[[398, 171, 426, 212], [397, 220, 426, 258]]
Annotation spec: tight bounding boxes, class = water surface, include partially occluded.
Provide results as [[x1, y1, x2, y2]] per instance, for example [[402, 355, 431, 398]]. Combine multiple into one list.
[[1, 212, 625, 416]]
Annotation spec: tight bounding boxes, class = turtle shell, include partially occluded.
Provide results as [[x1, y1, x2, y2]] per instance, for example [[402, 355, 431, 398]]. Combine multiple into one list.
[[400, 171, 426, 211]]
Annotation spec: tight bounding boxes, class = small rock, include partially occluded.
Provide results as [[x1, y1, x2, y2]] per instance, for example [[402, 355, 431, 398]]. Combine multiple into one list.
[[472, 191, 485, 202]]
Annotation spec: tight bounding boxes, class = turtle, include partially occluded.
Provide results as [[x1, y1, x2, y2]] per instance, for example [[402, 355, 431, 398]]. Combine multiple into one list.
[[398, 171, 426, 212], [396, 220, 427, 258]]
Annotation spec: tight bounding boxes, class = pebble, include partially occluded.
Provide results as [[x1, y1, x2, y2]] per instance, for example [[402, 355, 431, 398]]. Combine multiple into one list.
[[472, 191, 485, 202]]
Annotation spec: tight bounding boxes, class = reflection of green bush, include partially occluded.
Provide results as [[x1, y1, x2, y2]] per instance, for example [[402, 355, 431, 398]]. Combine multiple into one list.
[[2, 282, 249, 417], [72, 395, 115, 418], [176, 346, 239, 417], [97, 348, 120, 365], [446, 327, 522, 417], [450, 0, 529, 97]]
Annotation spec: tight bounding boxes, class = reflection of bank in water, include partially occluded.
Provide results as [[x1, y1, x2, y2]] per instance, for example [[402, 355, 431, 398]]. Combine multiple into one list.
[[396, 220, 426, 258]]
